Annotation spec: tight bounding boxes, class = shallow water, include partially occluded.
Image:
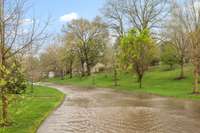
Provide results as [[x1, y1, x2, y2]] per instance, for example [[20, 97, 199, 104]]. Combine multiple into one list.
[[37, 84, 200, 133]]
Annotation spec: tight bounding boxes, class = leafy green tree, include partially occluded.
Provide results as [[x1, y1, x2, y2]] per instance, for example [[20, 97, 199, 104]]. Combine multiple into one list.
[[120, 28, 156, 88], [57, 44, 76, 79], [0, 59, 27, 124], [160, 43, 178, 70], [65, 17, 109, 76], [0, 0, 48, 124], [22, 55, 41, 82], [7, 62, 27, 94], [40, 44, 63, 77]]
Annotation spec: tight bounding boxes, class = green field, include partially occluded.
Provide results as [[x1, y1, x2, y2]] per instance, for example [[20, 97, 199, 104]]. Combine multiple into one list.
[[0, 86, 65, 133], [47, 65, 200, 100]]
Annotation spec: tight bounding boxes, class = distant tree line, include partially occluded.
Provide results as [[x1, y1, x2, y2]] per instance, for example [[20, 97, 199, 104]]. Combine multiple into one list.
[[32, 0, 200, 95]]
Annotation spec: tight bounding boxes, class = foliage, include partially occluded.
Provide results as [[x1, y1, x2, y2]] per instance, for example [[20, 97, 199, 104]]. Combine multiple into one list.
[[0, 61, 27, 94], [59, 45, 76, 79], [65, 17, 109, 76], [160, 43, 178, 70], [22, 55, 42, 82], [120, 28, 157, 88], [7, 63, 27, 94], [40, 44, 61, 75]]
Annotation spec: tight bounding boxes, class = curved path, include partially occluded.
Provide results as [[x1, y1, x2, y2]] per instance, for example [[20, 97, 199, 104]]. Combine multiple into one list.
[[37, 83, 200, 133]]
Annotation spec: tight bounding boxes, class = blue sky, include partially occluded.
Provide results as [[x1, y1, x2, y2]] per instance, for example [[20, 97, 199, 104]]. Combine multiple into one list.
[[29, 0, 106, 33]]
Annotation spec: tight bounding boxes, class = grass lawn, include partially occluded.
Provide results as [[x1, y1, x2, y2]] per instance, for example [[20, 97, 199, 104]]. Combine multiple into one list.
[[47, 65, 200, 100], [0, 85, 65, 133]]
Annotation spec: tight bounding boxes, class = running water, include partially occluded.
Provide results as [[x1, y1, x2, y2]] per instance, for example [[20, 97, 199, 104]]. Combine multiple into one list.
[[37, 83, 200, 133]]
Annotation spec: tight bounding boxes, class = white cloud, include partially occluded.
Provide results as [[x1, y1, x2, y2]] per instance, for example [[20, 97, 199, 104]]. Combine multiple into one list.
[[59, 12, 79, 22], [20, 19, 34, 25]]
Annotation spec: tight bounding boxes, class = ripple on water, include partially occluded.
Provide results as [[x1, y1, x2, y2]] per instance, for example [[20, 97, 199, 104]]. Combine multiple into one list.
[[37, 85, 200, 133]]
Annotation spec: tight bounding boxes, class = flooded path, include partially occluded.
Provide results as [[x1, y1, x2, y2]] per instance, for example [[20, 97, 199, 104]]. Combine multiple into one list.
[[37, 83, 200, 133]]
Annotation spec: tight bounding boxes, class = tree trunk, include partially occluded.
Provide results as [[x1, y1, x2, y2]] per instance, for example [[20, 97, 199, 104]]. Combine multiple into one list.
[[2, 91, 8, 124], [179, 57, 184, 79], [0, 0, 9, 125], [80, 60, 85, 77], [84, 53, 91, 76], [193, 65, 199, 94], [139, 79, 142, 89], [68, 59, 73, 79], [180, 63, 184, 78], [113, 67, 118, 86], [1, 58, 9, 125], [69, 61, 73, 79], [69, 66, 73, 79], [138, 74, 143, 89], [31, 81, 34, 93], [86, 63, 91, 76]]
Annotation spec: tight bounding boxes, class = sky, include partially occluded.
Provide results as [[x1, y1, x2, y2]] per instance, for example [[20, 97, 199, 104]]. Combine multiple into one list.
[[28, 0, 106, 33]]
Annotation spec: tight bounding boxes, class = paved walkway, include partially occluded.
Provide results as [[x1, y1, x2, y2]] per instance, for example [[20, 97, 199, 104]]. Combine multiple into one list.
[[37, 83, 200, 133]]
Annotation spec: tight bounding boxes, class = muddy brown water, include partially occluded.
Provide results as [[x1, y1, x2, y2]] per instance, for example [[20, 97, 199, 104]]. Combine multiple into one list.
[[37, 83, 200, 133]]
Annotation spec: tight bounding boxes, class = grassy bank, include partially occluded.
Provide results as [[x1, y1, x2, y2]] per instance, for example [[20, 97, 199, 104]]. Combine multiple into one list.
[[47, 65, 200, 100], [0, 85, 65, 133]]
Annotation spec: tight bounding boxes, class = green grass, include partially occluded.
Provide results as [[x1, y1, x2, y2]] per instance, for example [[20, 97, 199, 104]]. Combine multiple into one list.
[[47, 65, 200, 100], [0, 85, 65, 133]]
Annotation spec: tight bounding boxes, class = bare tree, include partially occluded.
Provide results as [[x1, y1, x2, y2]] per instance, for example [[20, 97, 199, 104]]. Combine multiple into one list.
[[174, 0, 200, 93], [0, 0, 49, 124], [124, 0, 168, 32], [102, 0, 126, 86], [164, 11, 189, 79], [102, 0, 126, 38]]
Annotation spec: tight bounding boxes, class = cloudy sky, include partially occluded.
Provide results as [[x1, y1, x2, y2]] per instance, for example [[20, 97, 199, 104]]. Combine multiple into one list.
[[28, 0, 105, 33]]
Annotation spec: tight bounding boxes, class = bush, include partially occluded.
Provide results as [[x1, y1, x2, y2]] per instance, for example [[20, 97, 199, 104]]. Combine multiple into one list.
[[0, 62, 27, 95], [160, 43, 178, 70]]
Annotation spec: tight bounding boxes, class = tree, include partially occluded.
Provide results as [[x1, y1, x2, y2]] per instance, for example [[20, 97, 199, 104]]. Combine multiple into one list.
[[65, 48, 75, 78], [102, 0, 126, 86], [163, 3, 189, 78], [102, 0, 126, 38], [160, 43, 178, 70], [0, 56, 27, 126], [102, 0, 168, 86], [64, 17, 109, 76], [22, 55, 41, 82], [188, 29, 200, 94], [40, 44, 62, 77], [102, 0, 168, 35], [124, 0, 168, 32], [6, 58, 27, 95], [0, 0, 48, 124], [173, 0, 200, 94], [58, 36, 76, 79], [120, 28, 156, 88]]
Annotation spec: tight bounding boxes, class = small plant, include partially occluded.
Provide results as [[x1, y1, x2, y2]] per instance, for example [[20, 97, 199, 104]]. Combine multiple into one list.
[[0, 61, 27, 126]]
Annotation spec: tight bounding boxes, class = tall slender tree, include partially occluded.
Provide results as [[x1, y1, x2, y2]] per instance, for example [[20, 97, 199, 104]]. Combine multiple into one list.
[[0, 0, 49, 124], [173, 0, 200, 94]]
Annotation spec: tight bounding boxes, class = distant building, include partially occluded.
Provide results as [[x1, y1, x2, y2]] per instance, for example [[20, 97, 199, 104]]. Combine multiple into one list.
[[48, 71, 55, 78], [91, 63, 105, 73]]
